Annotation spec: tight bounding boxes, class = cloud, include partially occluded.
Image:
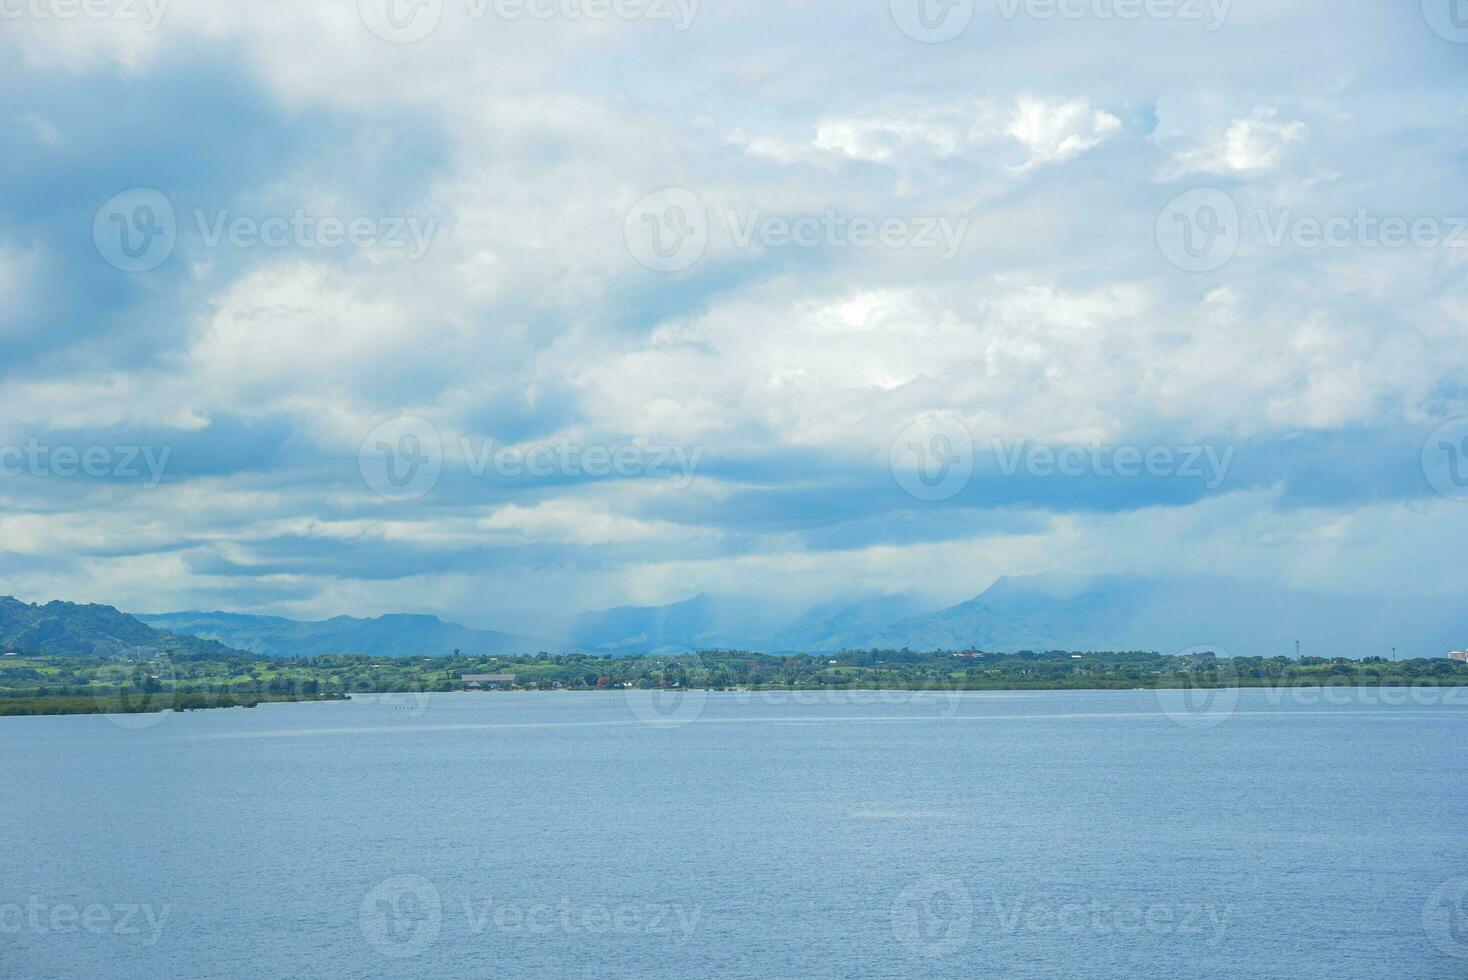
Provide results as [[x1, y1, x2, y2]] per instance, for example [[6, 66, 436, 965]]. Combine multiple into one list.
[[733, 95, 1121, 177], [1007, 97, 1123, 170], [0, 1, 1464, 626], [18, 111, 61, 147], [0, 241, 45, 338], [1159, 106, 1309, 178]]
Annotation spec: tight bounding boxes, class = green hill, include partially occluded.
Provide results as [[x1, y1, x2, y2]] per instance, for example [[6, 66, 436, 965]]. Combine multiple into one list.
[[136, 610, 568, 658], [0, 596, 246, 659]]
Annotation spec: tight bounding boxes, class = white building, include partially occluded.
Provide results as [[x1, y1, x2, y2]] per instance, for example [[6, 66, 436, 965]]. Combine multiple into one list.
[[462, 672, 517, 690]]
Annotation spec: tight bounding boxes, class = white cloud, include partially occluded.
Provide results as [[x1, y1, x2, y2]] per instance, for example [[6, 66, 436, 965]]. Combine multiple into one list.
[[1161, 106, 1309, 177], [0, 0, 1464, 623], [19, 112, 60, 147], [734, 96, 1120, 176], [1007, 96, 1122, 170]]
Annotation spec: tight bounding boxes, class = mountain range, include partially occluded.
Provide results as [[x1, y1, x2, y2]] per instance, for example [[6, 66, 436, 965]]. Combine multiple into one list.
[[556, 575, 1466, 658], [563, 592, 934, 655], [846, 575, 1466, 657], [135, 611, 567, 659], [5, 574, 1464, 660], [0, 596, 243, 659]]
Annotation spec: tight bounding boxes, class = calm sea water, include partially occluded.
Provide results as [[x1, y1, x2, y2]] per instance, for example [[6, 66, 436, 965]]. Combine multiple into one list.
[[2, 688, 1466, 979]]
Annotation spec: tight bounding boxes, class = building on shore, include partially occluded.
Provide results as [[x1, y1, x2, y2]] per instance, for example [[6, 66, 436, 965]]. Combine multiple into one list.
[[1451, 650, 1468, 663], [461, 673, 517, 690]]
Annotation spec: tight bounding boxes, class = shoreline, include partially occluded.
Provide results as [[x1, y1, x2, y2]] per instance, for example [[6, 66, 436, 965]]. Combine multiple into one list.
[[4, 681, 1464, 718], [0, 692, 347, 718]]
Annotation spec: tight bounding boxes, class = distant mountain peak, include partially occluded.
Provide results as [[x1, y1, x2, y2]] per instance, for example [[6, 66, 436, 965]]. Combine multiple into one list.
[[25, 573, 1468, 661], [0, 595, 246, 659], [137, 609, 566, 658]]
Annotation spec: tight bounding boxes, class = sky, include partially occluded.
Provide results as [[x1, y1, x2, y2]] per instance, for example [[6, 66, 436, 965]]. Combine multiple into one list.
[[1, 0, 1466, 634]]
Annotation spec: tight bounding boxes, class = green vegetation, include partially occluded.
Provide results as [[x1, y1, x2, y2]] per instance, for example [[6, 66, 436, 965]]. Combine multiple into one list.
[[0, 691, 345, 717], [0, 654, 345, 716], [0, 595, 244, 659], [1, 647, 1464, 716]]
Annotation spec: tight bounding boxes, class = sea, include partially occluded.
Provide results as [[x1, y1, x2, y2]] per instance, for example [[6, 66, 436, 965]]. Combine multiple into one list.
[[2, 687, 1466, 979]]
